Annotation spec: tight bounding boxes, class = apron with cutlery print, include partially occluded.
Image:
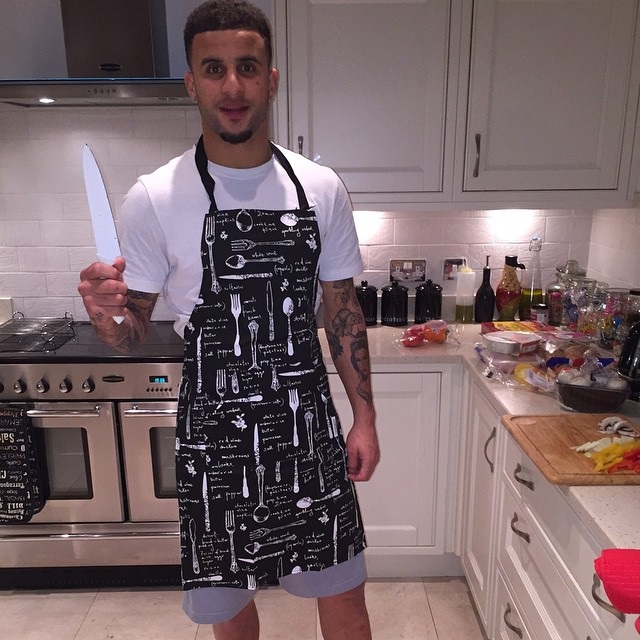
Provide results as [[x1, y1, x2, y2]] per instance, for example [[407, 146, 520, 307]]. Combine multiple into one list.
[[176, 137, 366, 591]]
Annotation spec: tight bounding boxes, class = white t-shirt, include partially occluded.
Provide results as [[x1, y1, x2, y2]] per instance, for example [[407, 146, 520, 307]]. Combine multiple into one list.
[[119, 143, 363, 336]]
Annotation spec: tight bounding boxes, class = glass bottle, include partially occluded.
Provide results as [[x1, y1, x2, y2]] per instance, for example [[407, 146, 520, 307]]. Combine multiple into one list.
[[495, 256, 524, 321], [519, 236, 544, 321], [474, 255, 495, 322], [546, 278, 565, 326]]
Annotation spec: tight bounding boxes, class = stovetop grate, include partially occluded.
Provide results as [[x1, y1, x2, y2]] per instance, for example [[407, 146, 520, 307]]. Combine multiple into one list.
[[0, 312, 76, 353]]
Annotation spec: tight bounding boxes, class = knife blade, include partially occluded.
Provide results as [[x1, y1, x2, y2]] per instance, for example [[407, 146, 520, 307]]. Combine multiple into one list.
[[266, 280, 274, 341], [82, 144, 124, 323]]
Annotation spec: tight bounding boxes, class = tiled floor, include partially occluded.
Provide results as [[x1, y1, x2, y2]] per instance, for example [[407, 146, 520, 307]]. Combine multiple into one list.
[[0, 577, 486, 639]]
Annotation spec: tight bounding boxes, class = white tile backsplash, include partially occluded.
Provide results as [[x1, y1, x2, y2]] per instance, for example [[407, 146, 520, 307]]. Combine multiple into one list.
[[1, 104, 638, 321]]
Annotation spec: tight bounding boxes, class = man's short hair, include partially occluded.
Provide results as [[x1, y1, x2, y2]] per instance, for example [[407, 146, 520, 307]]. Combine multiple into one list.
[[184, 0, 273, 68]]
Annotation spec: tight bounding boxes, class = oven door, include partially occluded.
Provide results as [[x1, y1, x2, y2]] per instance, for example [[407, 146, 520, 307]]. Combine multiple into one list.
[[22, 402, 124, 523], [119, 402, 178, 522]]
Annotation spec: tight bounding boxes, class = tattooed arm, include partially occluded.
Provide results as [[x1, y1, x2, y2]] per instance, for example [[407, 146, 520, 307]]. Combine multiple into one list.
[[320, 277, 379, 481], [78, 257, 158, 352]]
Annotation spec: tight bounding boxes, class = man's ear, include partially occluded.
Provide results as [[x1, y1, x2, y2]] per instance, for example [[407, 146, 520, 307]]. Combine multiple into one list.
[[184, 72, 197, 104]]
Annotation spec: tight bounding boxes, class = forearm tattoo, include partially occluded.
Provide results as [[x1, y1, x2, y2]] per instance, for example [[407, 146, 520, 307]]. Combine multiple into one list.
[[91, 290, 157, 352], [325, 279, 372, 403]]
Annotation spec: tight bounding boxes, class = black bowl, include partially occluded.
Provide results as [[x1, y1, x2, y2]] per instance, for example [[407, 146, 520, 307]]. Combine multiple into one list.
[[556, 381, 631, 413], [556, 380, 630, 413]]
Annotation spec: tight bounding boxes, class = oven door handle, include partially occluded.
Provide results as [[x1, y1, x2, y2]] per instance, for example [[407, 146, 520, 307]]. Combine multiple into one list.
[[27, 406, 101, 418], [123, 407, 177, 416]]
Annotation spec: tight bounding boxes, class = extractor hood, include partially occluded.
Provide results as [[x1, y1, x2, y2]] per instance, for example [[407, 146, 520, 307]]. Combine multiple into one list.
[[0, 79, 191, 108], [0, 0, 196, 107]]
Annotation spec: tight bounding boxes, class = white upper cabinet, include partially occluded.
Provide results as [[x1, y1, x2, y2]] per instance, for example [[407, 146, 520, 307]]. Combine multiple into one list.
[[275, 0, 640, 208], [278, 0, 453, 204], [461, 0, 639, 195]]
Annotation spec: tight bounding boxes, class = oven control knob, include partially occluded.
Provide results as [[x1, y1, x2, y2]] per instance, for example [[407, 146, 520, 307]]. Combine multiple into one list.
[[59, 379, 72, 394], [35, 379, 49, 393], [13, 380, 26, 394], [82, 378, 95, 393]]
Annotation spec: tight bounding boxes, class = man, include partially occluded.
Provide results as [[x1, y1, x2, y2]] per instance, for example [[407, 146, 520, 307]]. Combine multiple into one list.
[[78, 2, 379, 639]]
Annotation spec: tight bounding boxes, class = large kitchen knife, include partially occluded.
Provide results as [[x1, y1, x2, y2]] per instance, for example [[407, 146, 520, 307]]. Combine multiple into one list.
[[82, 144, 124, 323]]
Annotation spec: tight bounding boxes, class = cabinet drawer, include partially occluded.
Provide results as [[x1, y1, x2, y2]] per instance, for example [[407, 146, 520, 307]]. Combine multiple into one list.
[[494, 571, 534, 640], [503, 435, 631, 638], [498, 482, 601, 640]]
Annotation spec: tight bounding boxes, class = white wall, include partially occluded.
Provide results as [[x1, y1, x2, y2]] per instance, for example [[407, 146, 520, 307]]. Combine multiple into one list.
[[2, 102, 633, 322]]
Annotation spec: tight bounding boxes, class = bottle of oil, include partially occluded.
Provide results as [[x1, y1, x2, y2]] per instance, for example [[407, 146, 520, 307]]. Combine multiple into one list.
[[474, 255, 495, 322], [455, 261, 476, 323], [495, 256, 524, 321], [519, 236, 544, 321]]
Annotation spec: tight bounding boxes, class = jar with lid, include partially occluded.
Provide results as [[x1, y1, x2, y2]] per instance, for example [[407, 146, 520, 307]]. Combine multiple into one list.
[[415, 280, 442, 323], [576, 282, 608, 336], [562, 277, 596, 330], [596, 288, 629, 349], [380, 279, 408, 327], [355, 280, 378, 326]]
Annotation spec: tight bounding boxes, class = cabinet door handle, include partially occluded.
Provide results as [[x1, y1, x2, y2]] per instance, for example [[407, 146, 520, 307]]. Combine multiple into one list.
[[513, 463, 534, 491], [473, 133, 481, 177], [483, 426, 496, 473], [592, 574, 626, 622], [503, 603, 524, 638], [510, 512, 531, 544], [298, 135, 304, 154]]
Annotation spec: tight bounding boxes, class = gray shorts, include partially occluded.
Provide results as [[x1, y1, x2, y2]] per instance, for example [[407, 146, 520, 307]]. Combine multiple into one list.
[[183, 552, 367, 624]]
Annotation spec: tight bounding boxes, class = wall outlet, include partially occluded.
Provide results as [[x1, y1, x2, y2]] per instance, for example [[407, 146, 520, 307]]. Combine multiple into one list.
[[389, 259, 426, 282], [0, 298, 13, 324], [443, 258, 464, 281]]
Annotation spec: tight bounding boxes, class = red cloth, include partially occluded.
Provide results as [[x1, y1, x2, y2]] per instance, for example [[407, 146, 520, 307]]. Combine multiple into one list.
[[594, 549, 640, 614]]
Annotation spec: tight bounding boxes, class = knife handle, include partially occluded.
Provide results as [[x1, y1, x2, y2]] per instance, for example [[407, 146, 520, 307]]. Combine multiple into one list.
[[96, 255, 125, 323]]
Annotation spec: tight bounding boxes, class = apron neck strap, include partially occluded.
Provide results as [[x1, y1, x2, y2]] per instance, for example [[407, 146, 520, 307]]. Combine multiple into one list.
[[194, 136, 310, 212]]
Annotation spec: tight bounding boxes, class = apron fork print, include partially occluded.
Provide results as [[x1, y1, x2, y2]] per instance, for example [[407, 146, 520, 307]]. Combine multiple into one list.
[[205, 216, 222, 294], [230, 293, 242, 356], [225, 510, 239, 573], [288, 388, 300, 447]]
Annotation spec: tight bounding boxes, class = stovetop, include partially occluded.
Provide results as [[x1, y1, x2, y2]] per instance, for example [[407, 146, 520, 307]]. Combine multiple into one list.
[[0, 321, 184, 363], [0, 321, 185, 402]]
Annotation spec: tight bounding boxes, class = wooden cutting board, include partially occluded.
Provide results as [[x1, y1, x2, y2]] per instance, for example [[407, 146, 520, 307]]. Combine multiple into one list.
[[501, 414, 640, 485]]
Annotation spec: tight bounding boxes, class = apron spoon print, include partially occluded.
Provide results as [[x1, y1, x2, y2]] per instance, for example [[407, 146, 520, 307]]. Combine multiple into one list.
[[280, 212, 316, 227], [296, 487, 341, 509], [283, 297, 294, 355], [225, 254, 285, 269], [235, 209, 253, 231]]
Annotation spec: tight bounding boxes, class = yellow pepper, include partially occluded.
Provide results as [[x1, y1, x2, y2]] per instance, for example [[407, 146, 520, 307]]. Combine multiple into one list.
[[589, 441, 640, 472]]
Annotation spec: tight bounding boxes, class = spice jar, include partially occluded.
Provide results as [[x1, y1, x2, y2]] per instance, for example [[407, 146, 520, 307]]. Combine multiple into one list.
[[596, 288, 629, 349], [577, 282, 608, 336], [562, 277, 596, 330]]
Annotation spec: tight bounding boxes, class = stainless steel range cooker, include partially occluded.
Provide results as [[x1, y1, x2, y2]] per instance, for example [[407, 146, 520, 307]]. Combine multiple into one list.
[[0, 316, 186, 588]]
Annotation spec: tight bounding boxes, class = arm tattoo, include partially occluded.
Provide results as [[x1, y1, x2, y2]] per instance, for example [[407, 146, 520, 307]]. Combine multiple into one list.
[[324, 279, 372, 403], [92, 289, 157, 353]]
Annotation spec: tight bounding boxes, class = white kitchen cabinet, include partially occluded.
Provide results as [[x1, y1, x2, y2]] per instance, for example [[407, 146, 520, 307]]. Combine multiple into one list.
[[460, 381, 502, 634], [275, 0, 455, 204], [460, 0, 639, 195], [328, 366, 461, 576], [495, 432, 638, 640]]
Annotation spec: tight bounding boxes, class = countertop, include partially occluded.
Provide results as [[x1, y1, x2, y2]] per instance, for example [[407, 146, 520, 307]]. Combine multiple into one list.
[[323, 322, 640, 552]]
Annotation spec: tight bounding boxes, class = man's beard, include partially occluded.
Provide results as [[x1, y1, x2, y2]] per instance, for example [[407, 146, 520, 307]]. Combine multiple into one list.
[[220, 130, 254, 144]]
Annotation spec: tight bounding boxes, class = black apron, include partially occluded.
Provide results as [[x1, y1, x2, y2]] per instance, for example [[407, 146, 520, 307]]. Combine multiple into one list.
[[176, 137, 366, 591]]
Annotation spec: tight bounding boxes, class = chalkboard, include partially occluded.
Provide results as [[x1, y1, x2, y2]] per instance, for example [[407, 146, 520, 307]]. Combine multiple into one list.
[[0, 407, 45, 523]]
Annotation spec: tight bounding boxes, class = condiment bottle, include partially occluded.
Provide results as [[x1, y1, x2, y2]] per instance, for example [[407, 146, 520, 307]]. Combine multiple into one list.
[[455, 261, 476, 324], [495, 256, 524, 321], [474, 255, 495, 322], [519, 236, 544, 321]]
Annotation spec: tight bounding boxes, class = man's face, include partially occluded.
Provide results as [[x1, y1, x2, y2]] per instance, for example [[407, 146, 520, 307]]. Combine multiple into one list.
[[184, 29, 278, 145]]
